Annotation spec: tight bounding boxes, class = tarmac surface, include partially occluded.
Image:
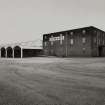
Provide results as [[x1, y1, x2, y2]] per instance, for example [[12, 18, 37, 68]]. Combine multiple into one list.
[[0, 57, 105, 105]]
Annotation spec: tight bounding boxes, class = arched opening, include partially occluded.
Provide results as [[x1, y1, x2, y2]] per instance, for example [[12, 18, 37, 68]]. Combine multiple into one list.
[[1, 47, 6, 57], [14, 46, 21, 58], [6, 47, 13, 58]]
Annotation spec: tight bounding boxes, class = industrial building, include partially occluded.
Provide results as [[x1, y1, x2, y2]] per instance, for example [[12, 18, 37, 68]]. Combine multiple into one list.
[[43, 26, 105, 57]]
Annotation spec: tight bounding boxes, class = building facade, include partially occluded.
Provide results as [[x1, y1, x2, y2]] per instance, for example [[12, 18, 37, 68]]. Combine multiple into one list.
[[0, 46, 43, 58], [43, 26, 105, 57]]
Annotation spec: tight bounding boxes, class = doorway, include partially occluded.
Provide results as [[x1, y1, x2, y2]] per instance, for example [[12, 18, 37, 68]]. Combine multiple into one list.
[[98, 46, 105, 57], [14, 46, 21, 58], [7, 47, 13, 58], [1, 47, 6, 57]]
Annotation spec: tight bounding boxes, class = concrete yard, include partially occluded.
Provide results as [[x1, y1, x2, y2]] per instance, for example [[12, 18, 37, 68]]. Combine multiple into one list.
[[0, 57, 105, 105]]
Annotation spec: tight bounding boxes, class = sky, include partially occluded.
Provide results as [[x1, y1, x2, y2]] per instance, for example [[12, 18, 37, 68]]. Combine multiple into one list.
[[0, 0, 105, 45]]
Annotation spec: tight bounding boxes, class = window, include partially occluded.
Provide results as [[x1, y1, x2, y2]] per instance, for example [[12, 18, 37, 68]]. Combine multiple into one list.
[[70, 32, 73, 35], [62, 36, 64, 40], [44, 42, 47, 46], [44, 35, 47, 39], [94, 30, 96, 33], [70, 39, 74, 45], [82, 30, 86, 34], [50, 35, 54, 46], [55, 37, 57, 41], [94, 37, 97, 43], [83, 48, 86, 53], [57, 37, 60, 40], [98, 39, 101, 44], [49, 36, 53, 41], [51, 41, 53, 46], [82, 37, 86, 44], [60, 34, 64, 45]]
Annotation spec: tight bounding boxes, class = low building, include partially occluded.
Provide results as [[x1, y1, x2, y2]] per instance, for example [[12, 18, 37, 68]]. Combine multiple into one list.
[[0, 40, 43, 58], [43, 26, 105, 57]]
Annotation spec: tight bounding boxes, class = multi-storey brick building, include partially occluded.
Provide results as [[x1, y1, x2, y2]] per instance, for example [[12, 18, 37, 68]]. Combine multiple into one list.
[[43, 26, 105, 57]]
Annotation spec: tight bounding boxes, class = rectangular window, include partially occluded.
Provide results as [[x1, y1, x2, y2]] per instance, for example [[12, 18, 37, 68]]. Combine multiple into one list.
[[82, 37, 86, 44], [82, 30, 86, 34], [58, 37, 60, 40], [44, 35, 47, 39], [49, 36, 54, 46], [94, 37, 97, 43], [51, 41, 53, 46], [83, 48, 86, 53], [70, 39, 74, 45], [60, 34, 64, 45], [44, 42, 47, 46]]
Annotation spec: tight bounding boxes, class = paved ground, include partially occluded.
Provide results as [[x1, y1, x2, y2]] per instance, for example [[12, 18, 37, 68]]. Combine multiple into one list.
[[0, 57, 105, 105]]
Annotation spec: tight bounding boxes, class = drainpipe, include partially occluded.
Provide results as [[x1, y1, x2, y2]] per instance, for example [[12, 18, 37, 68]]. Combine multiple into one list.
[[65, 32, 68, 57], [0, 50, 1, 58]]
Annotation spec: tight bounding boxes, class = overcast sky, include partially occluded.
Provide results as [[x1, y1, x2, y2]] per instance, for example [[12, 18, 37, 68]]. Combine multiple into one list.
[[0, 0, 105, 44]]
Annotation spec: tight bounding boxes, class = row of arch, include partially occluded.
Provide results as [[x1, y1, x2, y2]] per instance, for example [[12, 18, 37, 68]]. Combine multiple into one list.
[[1, 46, 22, 58]]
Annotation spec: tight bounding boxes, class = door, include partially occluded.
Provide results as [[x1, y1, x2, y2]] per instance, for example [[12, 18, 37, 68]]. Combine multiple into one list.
[[98, 46, 105, 57]]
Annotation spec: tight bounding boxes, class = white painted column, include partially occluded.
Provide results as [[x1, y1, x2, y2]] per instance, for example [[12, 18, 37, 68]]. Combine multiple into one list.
[[13, 49, 14, 58], [5, 49, 7, 58], [21, 48, 23, 58]]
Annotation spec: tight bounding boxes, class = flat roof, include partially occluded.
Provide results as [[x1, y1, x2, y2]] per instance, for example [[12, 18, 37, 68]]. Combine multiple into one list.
[[43, 26, 105, 35]]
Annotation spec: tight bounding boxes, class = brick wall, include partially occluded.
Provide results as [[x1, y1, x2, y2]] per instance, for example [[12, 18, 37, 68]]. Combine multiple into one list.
[[43, 26, 105, 57]]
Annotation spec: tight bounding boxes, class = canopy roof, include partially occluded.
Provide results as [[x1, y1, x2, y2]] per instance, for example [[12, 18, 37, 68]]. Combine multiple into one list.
[[0, 39, 43, 49]]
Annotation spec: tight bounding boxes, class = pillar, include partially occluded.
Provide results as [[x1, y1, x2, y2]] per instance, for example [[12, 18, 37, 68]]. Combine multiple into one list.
[[21, 48, 23, 58], [13, 49, 14, 58], [5, 49, 7, 58]]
